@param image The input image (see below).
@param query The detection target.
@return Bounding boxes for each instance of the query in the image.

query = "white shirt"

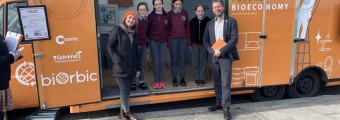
[215,14,225,41]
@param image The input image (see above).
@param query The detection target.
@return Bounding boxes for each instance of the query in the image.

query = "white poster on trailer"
[18,6,50,41]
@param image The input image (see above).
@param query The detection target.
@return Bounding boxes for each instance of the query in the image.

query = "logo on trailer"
[15,61,36,86]
[41,70,98,87]
[53,51,82,63]
[56,35,78,45]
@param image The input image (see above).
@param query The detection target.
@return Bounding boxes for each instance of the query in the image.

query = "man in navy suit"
[203,0,239,120]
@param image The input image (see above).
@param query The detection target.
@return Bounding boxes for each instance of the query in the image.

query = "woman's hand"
[136,71,140,78]
[10,52,21,61]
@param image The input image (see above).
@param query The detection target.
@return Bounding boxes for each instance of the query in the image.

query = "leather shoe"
[173,78,178,87]
[131,84,137,91]
[119,111,129,120]
[223,105,231,120]
[208,102,222,111]
[125,111,138,120]
[179,78,187,86]
[139,81,148,90]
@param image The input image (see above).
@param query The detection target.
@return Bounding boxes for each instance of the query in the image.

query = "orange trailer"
[1,0,339,114]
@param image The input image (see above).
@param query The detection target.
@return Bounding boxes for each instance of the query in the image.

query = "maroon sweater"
[147,12,169,42]
[137,18,148,45]
[168,9,191,46]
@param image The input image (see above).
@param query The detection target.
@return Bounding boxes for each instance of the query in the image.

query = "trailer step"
[26,108,59,120]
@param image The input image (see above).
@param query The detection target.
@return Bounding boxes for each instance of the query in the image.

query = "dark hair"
[194,3,205,11]
[137,2,148,11]
[151,0,167,15]
[172,0,183,3]
[212,0,224,7]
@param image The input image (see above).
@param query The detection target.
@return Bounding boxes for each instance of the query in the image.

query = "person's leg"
[178,38,187,79]
[3,112,6,120]
[199,46,208,84]
[220,59,232,120]
[138,44,148,89]
[0,111,4,120]
[150,39,160,83]
[139,45,147,82]
[159,41,167,84]
[170,39,179,79]
[220,59,232,106]
[296,11,303,39]
[212,62,222,103]
[300,14,309,40]
[116,77,131,112]
[208,61,223,111]
[191,46,200,83]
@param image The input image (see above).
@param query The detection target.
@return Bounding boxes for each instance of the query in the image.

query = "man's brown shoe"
[125,111,138,120]
[119,111,129,120]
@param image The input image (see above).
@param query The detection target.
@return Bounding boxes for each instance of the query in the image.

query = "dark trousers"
[116,76,133,112]
[211,58,232,106]
[170,38,187,79]
[0,111,3,120]
[132,44,146,84]
[192,46,208,80]
[149,39,167,82]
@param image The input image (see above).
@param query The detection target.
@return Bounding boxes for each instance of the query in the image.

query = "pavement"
[89,94,340,120]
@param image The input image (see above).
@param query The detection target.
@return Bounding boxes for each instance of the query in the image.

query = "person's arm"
[185,11,191,46]
[203,21,214,55]
[219,18,238,56]
[147,15,152,39]
[106,27,120,62]
[189,19,195,44]
[0,54,14,67]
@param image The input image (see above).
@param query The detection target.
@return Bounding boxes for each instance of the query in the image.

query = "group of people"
[107,0,239,120]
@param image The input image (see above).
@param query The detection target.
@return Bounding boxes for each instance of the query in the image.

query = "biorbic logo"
[15,61,36,86]
[41,70,98,87]
[53,51,82,63]
[56,35,78,45]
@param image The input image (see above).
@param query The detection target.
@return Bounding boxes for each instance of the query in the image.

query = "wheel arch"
[294,66,328,86]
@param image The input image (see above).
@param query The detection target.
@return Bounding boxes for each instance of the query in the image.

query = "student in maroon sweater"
[148,0,169,89]
[131,2,149,91]
[168,0,190,87]
[190,4,210,86]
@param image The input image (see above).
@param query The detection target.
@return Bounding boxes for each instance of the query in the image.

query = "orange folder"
[211,39,227,49]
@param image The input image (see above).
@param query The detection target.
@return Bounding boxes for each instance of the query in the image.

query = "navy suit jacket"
[203,15,240,63]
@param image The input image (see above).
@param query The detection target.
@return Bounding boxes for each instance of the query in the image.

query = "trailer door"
[27,0,101,109]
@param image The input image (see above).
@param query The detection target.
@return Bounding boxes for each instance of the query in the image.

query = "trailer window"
[0,6,3,36]
[7,2,26,34]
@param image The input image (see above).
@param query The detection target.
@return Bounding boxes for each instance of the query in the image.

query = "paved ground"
[8,86,340,120]
[88,94,340,120]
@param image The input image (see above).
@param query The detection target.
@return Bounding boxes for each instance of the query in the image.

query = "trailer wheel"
[251,85,286,102]
[287,72,320,98]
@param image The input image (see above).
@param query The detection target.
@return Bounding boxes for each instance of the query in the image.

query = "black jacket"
[203,16,240,62]
[0,35,15,90]
[190,16,210,45]
[107,26,139,78]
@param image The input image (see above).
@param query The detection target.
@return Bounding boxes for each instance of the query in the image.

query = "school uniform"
[147,11,169,83]
[190,16,210,83]
[132,15,148,86]
[168,9,190,85]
